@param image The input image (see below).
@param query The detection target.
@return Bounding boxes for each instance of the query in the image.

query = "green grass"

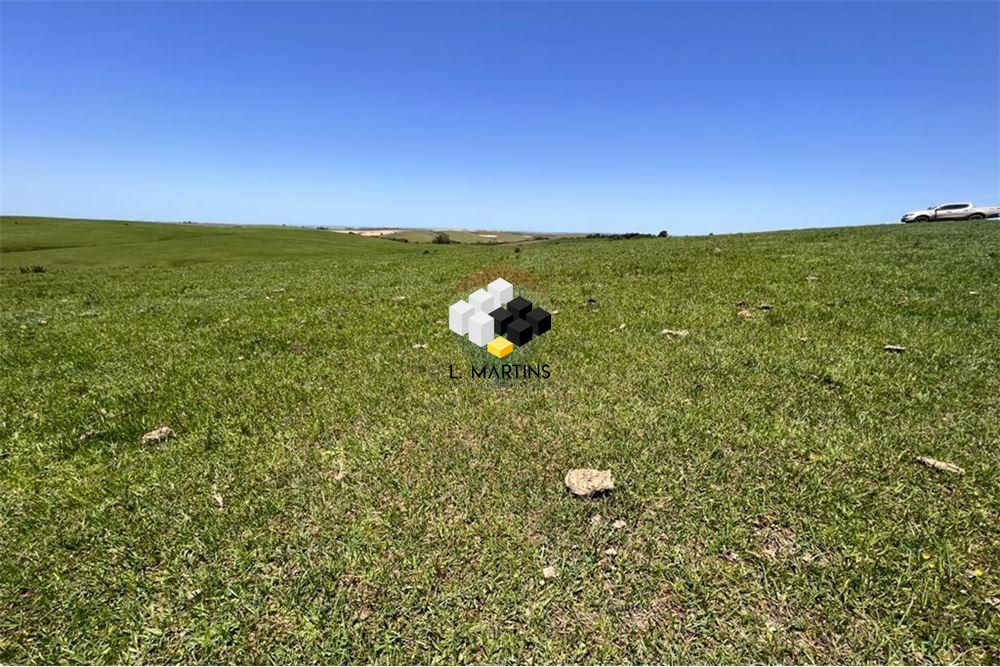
[1,217,413,269]
[1,215,999,663]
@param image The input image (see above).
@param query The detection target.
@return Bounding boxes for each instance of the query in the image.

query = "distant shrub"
[431,232,452,244]
[514,247,522,254]
[658,230,669,238]
[19,264,46,274]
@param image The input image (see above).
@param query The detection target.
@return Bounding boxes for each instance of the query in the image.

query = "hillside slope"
[1,216,420,268]
[2,216,999,663]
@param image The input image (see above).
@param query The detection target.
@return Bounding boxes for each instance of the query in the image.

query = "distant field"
[333,227,554,244]
[0,217,414,268]
[2,216,999,663]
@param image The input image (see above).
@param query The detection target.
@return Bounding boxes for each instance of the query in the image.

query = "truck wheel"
[914,215,929,222]
[967,213,985,220]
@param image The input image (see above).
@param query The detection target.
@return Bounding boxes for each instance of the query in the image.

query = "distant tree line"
[585,230,669,240]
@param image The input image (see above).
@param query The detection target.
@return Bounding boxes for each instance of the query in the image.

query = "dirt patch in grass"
[456,265,542,292]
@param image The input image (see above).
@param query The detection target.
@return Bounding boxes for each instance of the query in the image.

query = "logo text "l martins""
[449,363,551,380]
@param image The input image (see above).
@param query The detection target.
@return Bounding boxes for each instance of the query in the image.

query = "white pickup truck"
[901,202,1000,223]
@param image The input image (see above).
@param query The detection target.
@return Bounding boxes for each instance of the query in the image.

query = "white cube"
[449,300,475,335]
[467,311,494,347]
[487,278,513,305]
[469,288,498,313]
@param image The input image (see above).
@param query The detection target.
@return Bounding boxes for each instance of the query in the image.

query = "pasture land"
[2,216,999,663]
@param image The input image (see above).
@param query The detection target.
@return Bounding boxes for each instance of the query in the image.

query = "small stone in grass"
[738,309,754,318]
[412,343,428,349]
[612,519,627,529]
[542,565,557,579]
[807,276,818,282]
[759,303,773,311]
[969,291,980,295]
[736,300,748,308]
[140,425,173,445]
[661,328,689,338]
[565,468,615,497]
[884,345,906,354]
[590,514,604,526]
[604,547,618,557]
[916,456,965,475]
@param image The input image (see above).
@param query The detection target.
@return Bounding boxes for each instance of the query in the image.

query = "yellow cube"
[487,336,513,359]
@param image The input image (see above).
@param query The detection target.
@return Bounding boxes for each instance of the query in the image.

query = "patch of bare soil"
[456,266,542,292]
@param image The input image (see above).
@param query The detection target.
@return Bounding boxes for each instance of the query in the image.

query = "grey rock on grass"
[565,468,615,497]
[140,426,174,445]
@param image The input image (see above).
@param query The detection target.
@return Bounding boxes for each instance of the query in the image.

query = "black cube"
[525,308,551,336]
[506,318,533,346]
[489,307,515,335]
[506,296,532,319]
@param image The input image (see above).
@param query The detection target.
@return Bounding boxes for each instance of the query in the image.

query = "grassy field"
[1,215,999,663]
[0,217,414,269]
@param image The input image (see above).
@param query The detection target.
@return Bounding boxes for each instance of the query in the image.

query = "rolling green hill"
[1,216,417,268]
[2,215,999,663]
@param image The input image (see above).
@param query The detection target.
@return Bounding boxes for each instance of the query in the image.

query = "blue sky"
[2,2,997,235]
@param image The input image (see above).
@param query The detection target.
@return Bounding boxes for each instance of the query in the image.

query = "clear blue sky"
[2,1,998,234]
